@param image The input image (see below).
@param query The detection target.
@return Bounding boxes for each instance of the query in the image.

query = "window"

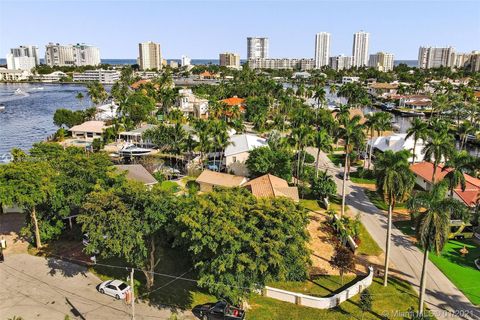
[232,156,237,162]
[118,283,128,290]
[107,285,116,290]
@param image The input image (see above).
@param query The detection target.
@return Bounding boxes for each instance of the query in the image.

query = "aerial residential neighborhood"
[0,1,480,320]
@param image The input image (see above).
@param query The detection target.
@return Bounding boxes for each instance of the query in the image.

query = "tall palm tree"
[290,125,313,185]
[442,151,475,198]
[313,128,333,177]
[406,118,429,164]
[423,130,453,183]
[338,115,365,216]
[313,86,326,109]
[407,183,466,315]
[375,150,415,286]
[364,112,380,170]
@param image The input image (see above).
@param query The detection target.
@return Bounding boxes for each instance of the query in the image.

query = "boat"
[118,143,153,157]
[14,88,25,95]
[0,104,5,111]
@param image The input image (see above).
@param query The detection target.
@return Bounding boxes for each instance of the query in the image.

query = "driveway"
[307,147,480,320]
[0,254,195,320]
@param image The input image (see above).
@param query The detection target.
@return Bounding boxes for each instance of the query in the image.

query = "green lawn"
[393,220,480,306]
[249,276,423,320]
[365,190,406,211]
[158,180,180,193]
[327,153,345,166]
[429,239,480,306]
[350,170,376,185]
[357,223,383,256]
[300,199,322,212]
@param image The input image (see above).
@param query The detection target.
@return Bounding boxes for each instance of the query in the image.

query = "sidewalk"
[308,147,480,320]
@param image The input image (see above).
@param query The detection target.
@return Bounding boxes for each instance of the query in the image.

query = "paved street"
[309,147,480,320]
[0,254,195,320]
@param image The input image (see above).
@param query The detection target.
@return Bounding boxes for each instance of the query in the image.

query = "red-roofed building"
[199,71,217,79]
[131,79,151,90]
[410,162,480,207]
[220,96,246,113]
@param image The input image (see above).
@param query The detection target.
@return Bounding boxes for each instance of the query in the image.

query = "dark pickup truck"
[192,301,246,320]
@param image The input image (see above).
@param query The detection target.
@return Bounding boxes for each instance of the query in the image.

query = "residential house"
[33,71,67,82]
[95,103,119,121]
[0,68,31,81]
[198,71,217,80]
[220,96,246,114]
[196,169,247,192]
[410,162,480,208]
[368,82,399,98]
[115,164,158,188]
[69,120,108,140]
[243,174,299,202]
[368,133,426,163]
[118,124,157,148]
[399,95,432,110]
[224,134,267,176]
[174,88,209,119]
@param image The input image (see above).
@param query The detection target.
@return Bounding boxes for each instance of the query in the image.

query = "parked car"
[192,301,245,320]
[98,280,130,299]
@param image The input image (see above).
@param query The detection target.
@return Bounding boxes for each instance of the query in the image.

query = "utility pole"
[130,268,135,320]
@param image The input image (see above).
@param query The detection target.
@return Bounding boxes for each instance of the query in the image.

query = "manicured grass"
[349,170,376,184]
[365,190,405,211]
[249,277,422,320]
[300,199,322,212]
[357,223,383,256]
[429,239,480,305]
[158,180,180,193]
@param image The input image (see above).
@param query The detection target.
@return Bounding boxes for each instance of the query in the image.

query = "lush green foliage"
[246,146,293,181]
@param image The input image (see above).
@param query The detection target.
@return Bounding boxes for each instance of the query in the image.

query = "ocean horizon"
[0,58,419,67]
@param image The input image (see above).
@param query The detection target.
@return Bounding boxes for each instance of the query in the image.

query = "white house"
[342,76,360,84]
[368,133,426,163]
[174,88,209,119]
[0,68,31,81]
[33,71,67,82]
[69,120,108,140]
[96,102,119,121]
[224,134,267,176]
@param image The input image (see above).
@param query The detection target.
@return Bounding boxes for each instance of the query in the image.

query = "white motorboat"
[0,104,5,111]
[118,143,153,156]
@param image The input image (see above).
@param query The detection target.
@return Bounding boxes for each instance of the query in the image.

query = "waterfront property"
[33,71,67,82]
[118,124,157,148]
[195,169,247,192]
[368,82,399,98]
[0,68,31,81]
[73,69,121,84]
[224,134,268,176]
[95,102,119,121]
[69,120,108,140]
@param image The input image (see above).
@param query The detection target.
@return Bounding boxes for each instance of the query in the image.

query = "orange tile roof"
[220,96,245,106]
[131,79,151,89]
[243,174,299,202]
[199,71,215,77]
[410,162,480,207]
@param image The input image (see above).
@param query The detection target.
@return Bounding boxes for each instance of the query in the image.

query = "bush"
[294,151,315,164]
[186,180,200,193]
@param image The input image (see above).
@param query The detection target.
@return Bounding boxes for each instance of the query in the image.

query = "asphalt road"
[309,147,480,320]
[0,254,195,320]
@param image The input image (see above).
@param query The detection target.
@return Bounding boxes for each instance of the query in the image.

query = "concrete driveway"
[0,254,195,320]
[308,147,480,320]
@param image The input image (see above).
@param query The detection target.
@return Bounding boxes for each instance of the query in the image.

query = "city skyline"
[0,1,479,60]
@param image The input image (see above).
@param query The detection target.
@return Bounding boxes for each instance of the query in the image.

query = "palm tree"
[313,86,326,109]
[364,113,380,170]
[338,115,365,216]
[423,130,453,183]
[442,151,475,198]
[375,150,415,286]
[406,118,429,164]
[313,128,333,177]
[290,125,313,185]
[407,183,467,315]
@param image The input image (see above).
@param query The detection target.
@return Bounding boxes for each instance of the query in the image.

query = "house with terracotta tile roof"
[219,96,246,114]
[199,71,217,79]
[195,169,247,192]
[69,121,108,140]
[243,174,299,202]
[410,162,480,207]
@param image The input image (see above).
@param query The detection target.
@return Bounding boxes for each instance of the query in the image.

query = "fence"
[261,266,374,309]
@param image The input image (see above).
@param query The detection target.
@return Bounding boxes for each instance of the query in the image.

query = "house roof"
[243,174,299,202]
[368,133,426,161]
[370,82,398,90]
[220,96,245,106]
[196,170,247,187]
[69,121,107,134]
[115,164,158,185]
[199,71,215,77]
[119,124,158,136]
[224,134,267,157]
[410,162,480,207]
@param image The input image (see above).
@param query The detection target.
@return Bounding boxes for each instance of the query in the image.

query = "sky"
[0,0,479,60]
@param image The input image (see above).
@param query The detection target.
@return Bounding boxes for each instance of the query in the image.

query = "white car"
[98,280,131,299]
